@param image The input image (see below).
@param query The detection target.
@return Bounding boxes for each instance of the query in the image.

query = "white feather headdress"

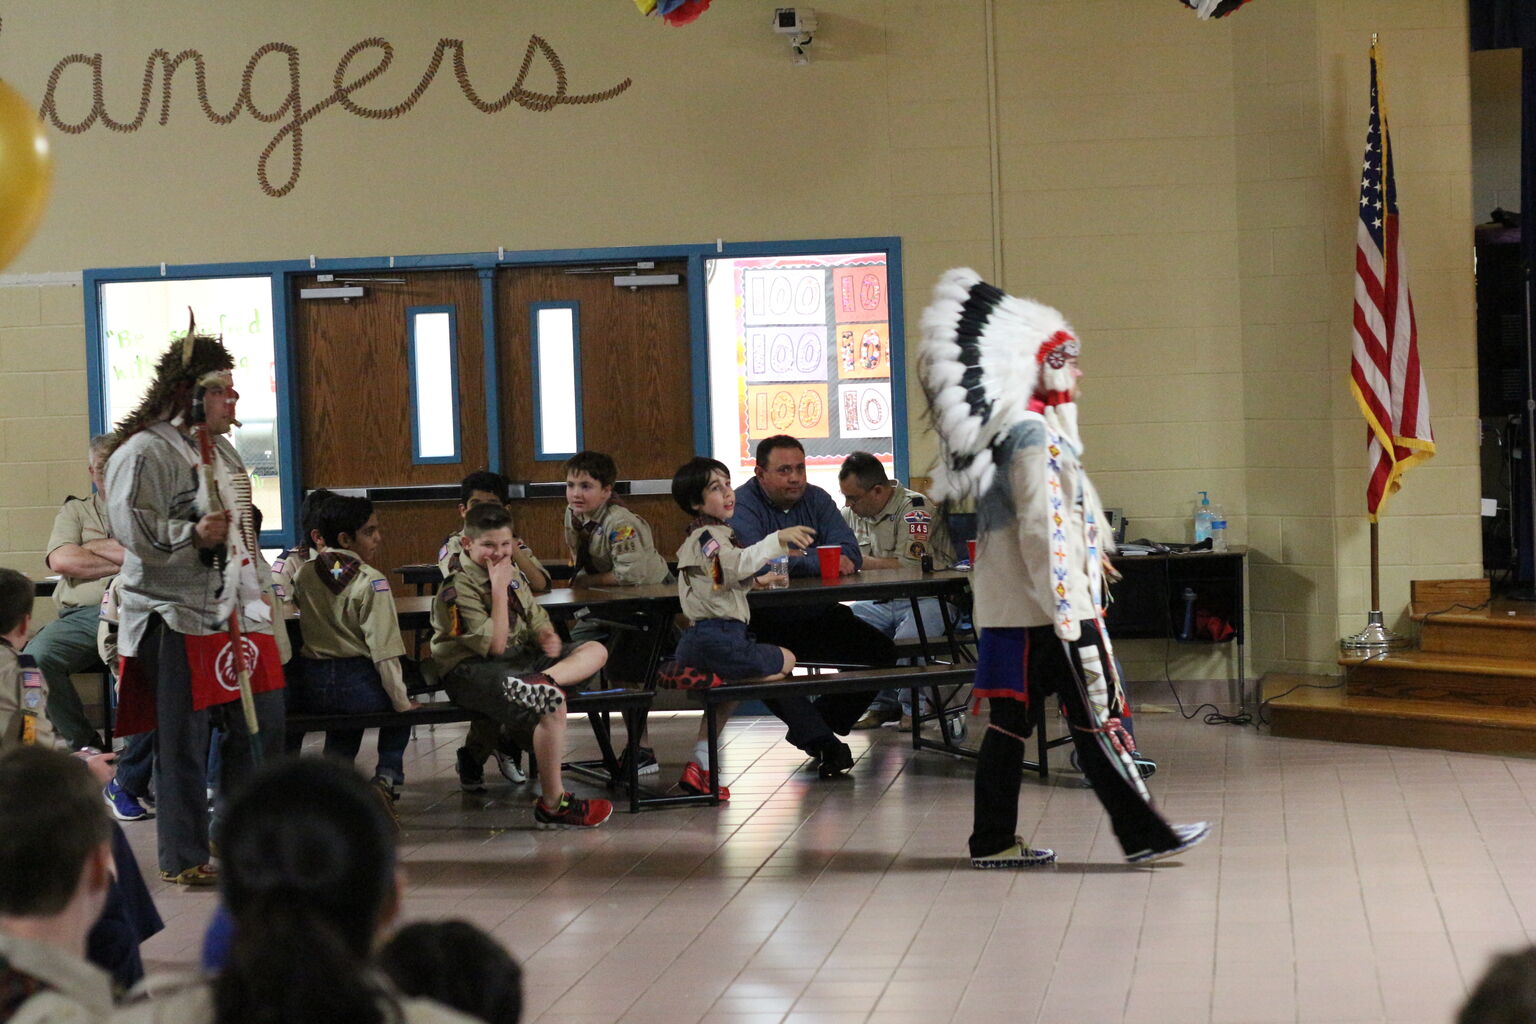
[917,268,1080,502]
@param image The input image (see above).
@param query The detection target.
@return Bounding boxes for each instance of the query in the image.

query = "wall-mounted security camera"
[772,7,816,64]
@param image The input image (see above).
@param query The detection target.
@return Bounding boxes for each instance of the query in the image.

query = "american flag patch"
[272,558,285,572]
[272,584,287,598]
[21,669,42,688]
[371,579,391,592]
[701,536,721,558]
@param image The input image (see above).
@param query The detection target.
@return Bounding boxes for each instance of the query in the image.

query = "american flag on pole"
[1350,39,1434,522]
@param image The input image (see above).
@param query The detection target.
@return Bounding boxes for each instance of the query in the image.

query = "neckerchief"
[571,518,602,574]
[314,551,362,596]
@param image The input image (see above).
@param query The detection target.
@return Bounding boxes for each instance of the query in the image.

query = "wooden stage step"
[1265,673,1536,757]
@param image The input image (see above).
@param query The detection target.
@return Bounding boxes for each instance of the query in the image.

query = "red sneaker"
[677,760,730,800]
[533,792,613,829]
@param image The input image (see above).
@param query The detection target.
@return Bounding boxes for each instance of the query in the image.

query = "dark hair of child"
[297,488,338,548]
[459,471,510,506]
[378,920,524,1024]
[0,567,35,637]
[1460,946,1536,1024]
[563,450,617,489]
[670,457,731,516]
[463,502,514,538]
[316,495,375,549]
[213,756,399,1024]
[0,747,111,917]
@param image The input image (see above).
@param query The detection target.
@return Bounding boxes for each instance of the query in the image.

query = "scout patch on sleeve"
[272,557,286,572]
[700,532,721,559]
[272,583,287,599]
[371,579,391,592]
[610,523,638,553]
[908,540,928,561]
[903,508,932,539]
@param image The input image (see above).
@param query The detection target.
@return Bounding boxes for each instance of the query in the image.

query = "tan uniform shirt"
[110,973,477,1024]
[0,642,61,753]
[564,503,671,585]
[293,550,410,711]
[675,524,787,624]
[842,486,953,568]
[429,554,550,675]
[45,494,116,612]
[0,931,114,1024]
[269,545,312,615]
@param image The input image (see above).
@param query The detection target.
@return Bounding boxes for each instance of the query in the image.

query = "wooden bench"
[678,664,979,805]
[284,688,655,813]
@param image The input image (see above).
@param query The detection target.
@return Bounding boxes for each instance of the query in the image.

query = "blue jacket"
[730,477,863,577]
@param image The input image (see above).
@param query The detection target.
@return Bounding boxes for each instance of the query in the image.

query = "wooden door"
[290,269,486,576]
[496,262,695,560]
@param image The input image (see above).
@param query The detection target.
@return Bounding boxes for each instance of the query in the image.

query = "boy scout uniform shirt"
[269,545,312,614]
[292,550,411,711]
[429,554,550,675]
[564,503,671,585]
[842,486,953,568]
[0,642,60,752]
[0,931,114,1024]
[675,524,788,625]
[45,493,116,612]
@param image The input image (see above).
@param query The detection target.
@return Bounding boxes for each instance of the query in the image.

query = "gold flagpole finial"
[1371,32,1379,47]
[180,306,196,367]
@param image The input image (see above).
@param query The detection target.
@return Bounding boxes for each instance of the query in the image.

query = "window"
[530,302,582,460]
[406,306,462,464]
[96,276,285,535]
[703,250,899,494]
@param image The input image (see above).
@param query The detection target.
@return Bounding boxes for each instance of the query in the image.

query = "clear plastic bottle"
[1208,500,1228,552]
[1193,491,1213,544]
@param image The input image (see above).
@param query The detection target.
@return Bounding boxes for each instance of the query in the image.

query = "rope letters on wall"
[29,27,633,198]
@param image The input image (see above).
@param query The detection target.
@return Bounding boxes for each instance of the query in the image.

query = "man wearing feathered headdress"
[102,321,285,887]
[918,269,1211,868]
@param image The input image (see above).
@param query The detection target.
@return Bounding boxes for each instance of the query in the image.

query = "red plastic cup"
[816,545,842,581]
[967,538,977,564]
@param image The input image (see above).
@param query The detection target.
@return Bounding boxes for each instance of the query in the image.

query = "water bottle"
[1193,491,1213,544]
[1209,501,1228,552]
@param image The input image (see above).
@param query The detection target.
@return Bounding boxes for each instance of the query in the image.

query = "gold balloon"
[0,78,51,271]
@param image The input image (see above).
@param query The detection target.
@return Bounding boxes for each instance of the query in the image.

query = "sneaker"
[816,738,854,779]
[104,778,153,822]
[970,837,1057,869]
[1126,821,1212,865]
[493,746,527,785]
[615,745,659,778]
[533,792,613,830]
[501,673,565,715]
[677,760,730,801]
[159,863,218,886]
[456,747,487,794]
[1132,752,1158,779]
[852,706,902,730]
[370,777,401,832]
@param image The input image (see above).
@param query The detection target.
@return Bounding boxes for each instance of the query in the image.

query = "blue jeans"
[291,656,408,786]
[850,596,948,713]
[28,604,106,748]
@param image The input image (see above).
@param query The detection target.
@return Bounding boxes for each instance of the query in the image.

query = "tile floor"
[123,703,1536,1023]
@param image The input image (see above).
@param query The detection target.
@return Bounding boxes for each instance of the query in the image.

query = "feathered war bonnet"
[917,268,1081,502]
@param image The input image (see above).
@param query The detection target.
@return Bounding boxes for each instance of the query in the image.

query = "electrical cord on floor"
[1146,554,1253,728]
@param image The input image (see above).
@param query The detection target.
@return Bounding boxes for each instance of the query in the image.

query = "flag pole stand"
[1341,521,1411,653]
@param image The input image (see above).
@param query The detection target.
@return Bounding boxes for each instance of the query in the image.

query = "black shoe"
[455,747,486,793]
[1132,752,1158,779]
[816,738,854,778]
[614,745,659,778]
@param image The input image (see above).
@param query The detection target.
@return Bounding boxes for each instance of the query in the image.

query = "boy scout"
[669,457,853,791]
[291,496,420,811]
[29,436,121,751]
[0,747,117,1024]
[431,503,612,829]
[837,452,954,729]
[437,471,550,592]
[563,450,670,776]
[270,487,336,615]
[564,451,671,587]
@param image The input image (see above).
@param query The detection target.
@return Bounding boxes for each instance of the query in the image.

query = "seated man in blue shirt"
[730,435,896,737]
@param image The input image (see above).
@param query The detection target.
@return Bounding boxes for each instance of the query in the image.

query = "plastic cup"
[766,554,790,589]
[967,538,977,564]
[816,545,842,581]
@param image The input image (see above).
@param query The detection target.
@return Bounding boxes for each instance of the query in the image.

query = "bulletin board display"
[97,276,285,534]
[704,251,895,492]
